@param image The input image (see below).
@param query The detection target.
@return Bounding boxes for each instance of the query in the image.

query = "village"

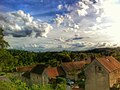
[0,0,120,90]
[12,56,120,90]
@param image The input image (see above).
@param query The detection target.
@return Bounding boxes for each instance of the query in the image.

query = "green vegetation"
[1,47,120,72]
[0,77,66,90]
[0,28,9,49]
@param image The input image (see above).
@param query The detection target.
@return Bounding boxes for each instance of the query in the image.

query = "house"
[15,65,35,82]
[22,64,65,85]
[30,64,48,84]
[61,61,86,81]
[21,61,87,85]
[85,56,120,90]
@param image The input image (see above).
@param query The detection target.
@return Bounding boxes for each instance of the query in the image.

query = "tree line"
[0,47,120,72]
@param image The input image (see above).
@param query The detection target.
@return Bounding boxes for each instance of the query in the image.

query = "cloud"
[54,14,64,27]
[57,4,63,10]
[71,42,85,47]
[54,0,110,32]
[1,0,120,52]
[0,10,53,37]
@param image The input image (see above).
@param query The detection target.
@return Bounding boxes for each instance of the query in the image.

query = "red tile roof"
[16,65,36,72]
[45,67,59,79]
[62,61,86,72]
[97,56,120,72]
[31,65,65,79]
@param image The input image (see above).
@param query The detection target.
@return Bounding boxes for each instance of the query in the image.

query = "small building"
[85,56,120,90]
[61,61,86,81]
[30,64,48,84]
[15,65,35,82]
[22,64,65,85]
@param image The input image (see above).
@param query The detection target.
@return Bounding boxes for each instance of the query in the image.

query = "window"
[98,67,102,71]
[95,65,102,72]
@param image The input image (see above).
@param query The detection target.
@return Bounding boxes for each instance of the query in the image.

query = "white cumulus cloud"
[0,10,53,37]
[54,0,110,32]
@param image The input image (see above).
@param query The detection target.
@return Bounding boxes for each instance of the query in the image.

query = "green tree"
[0,81,17,90]
[56,77,66,90]
[0,49,16,72]
[57,52,71,62]
[30,84,53,90]
[0,28,9,49]
[48,59,60,67]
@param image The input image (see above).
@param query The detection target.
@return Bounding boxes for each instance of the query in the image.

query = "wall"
[42,71,49,84]
[109,69,120,88]
[30,73,42,84]
[30,72,49,85]
[85,60,109,90]
[22,77,32,85]
[66,70,81,81]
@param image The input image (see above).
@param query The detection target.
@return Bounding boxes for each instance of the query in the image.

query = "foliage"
[0,28,9,49]
[56,77,66,90]
[10,78,29,90]
[30,84,53,90]
[77,71,85,88]
[0,81,16,90]
[0,76,67,90]
[48,59,60,67]
[0,49,17,72]
[1,47,120,72]
[57,77,66,84]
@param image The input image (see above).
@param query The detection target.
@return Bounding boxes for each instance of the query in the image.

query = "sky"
[0,0,120,52]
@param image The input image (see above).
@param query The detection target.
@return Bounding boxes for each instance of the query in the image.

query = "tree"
[48,59,60,67]
[0,49,16,72]
[56,77,66,90]
[57,52,71,62]
[0,28,9,49]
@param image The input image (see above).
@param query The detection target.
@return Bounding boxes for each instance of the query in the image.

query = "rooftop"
[45,67,59,79]
[62,61,86,72]
[97,56,120,72]
[31,64,48,74]
[16,65,35,72]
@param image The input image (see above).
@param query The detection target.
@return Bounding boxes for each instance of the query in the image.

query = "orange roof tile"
[45,67,59,78]
[62,61,86,72]
[97,56,120,72]
[16,65,36,72]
